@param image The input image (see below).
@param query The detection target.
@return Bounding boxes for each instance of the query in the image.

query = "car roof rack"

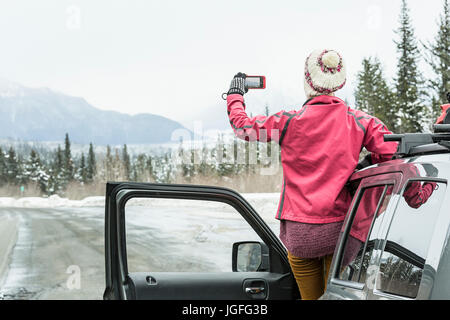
[384,124,450,158]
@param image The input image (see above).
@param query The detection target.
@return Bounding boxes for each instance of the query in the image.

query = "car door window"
[338,184,393,283]
[125,197,268,273]
[376,180,446,299]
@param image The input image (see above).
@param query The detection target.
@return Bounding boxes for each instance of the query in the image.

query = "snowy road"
[0,194,281,300]
[0,207,105,299]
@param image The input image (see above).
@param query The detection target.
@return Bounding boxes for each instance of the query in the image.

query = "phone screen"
[245,76,263,89]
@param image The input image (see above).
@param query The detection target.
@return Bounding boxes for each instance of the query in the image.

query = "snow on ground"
[0,193,280,211]
[0,195,105,208]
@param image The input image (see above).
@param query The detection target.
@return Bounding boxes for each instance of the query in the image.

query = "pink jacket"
[227,94,398,224]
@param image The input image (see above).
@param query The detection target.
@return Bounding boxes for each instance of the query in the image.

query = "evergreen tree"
[134,153,148,182]
[105,145,113,181]
[423,0,450,121]
[46,172,57,195]
[86,142,96,182]
[64,133,74,182]
[77,152,88,184]
[195,143,208,177]
[146,155,155,182]
[64,133,74,183]
[355,57,397,132]
[122,144,131,181]
[163,152,174,183]
[216,134,235,176]
[24,149,48,194]
[131,162,138,182]
[113,148,121,180]
[394,0,426,133]
[5,146,20,185]
[177,142,195,180]
[49,145,65,194]
[16,154,26,185]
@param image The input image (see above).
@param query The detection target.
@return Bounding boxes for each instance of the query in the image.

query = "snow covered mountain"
[0,79,190,145]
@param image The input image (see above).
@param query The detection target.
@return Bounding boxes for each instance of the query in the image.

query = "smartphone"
[245,76,266,89]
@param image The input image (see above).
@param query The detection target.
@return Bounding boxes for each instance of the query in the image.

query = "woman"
[225,49,398,300]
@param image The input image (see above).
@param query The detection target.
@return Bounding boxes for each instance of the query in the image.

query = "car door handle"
[245,287,265,294]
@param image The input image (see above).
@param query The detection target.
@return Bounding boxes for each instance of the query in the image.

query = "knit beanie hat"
[304,49,347,98]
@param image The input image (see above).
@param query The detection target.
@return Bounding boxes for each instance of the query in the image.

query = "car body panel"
[323,154,450,300]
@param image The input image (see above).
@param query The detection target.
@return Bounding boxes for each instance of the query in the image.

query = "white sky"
[0,0,445,129]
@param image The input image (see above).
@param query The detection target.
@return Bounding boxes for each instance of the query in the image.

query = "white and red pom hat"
[304,49,347,98]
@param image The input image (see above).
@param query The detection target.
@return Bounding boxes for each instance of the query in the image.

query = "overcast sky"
[0,0,445,129]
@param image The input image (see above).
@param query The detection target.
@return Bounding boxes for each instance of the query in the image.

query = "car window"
[124,197,268,273]
[338,184,393,283]
[376,181,446,299]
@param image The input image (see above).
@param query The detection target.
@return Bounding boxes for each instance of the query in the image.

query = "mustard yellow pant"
[287,251,333,300]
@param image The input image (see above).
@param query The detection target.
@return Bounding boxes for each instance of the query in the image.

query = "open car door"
[103,182,299,300]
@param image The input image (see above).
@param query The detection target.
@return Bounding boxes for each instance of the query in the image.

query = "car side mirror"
[232,241,270,272]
